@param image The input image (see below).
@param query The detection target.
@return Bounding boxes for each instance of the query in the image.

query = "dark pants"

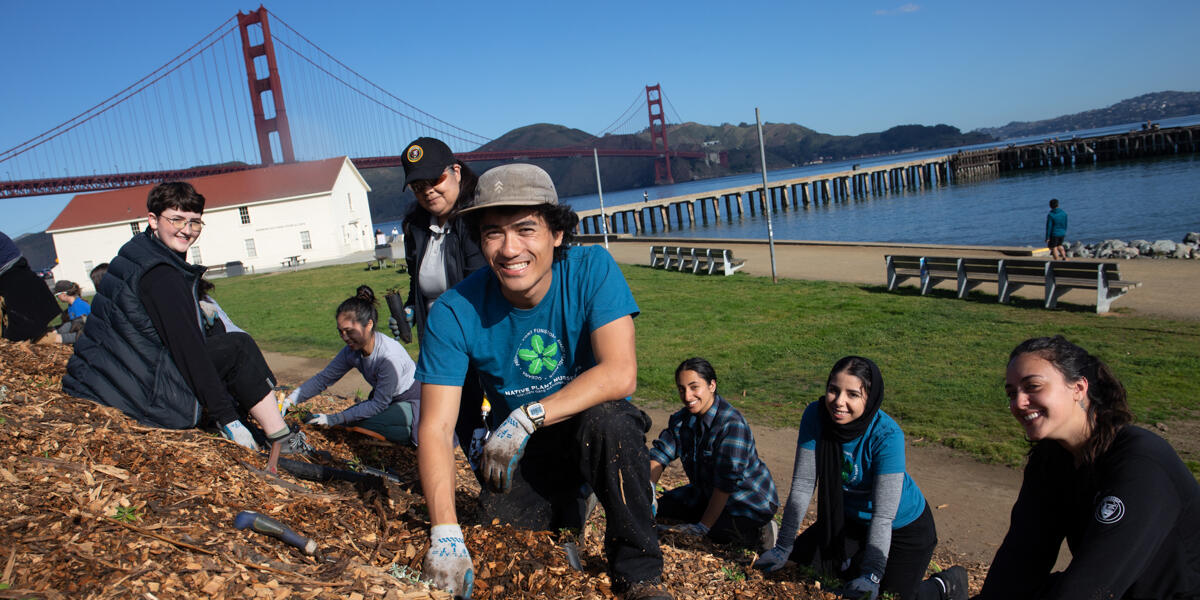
[476,400,663,588]
[789,503,939,600]
[205,332,276,417]
[355,380,421,445]
[0,258,60,342]
[656,484,772,547]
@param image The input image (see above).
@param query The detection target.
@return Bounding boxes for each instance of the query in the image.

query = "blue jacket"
[63,231,206,429]
[1046,208,1068,239]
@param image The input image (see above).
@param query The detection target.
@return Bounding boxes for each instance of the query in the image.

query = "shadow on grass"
[859,284,1102,314]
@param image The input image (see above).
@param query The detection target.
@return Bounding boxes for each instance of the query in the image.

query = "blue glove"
[425,524,474,598]
[480,407,536,493]
[388,316,402,339]
[220,420,260,451]
[672,522,710,537]
[843,574,880,600]
[753,546,790,572]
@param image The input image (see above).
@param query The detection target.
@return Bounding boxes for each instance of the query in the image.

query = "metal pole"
[593,148,610,249]
[756,108,778,283]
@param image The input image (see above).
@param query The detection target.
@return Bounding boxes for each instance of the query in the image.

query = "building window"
[300,231,312,250]
[347,193,352,210]
[245,239,257,258]
[130,222,140,236]
[190,247,202,265]
[239,206,250,224]
[83,260,94,274]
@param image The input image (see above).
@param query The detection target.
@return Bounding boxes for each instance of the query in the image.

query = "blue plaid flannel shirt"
[649,394,778,520]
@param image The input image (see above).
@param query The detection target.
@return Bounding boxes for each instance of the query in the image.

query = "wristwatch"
[522,402,546,429]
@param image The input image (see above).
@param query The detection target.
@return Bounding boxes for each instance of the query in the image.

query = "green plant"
[0,416,7,426]
[387,563,423,585]
[110,505,140,523]
[720,565,745,582]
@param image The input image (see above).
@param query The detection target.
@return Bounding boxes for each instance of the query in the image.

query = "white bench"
[650,246,746,276]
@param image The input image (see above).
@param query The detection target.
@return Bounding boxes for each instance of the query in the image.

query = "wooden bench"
[884,255,1141,313]
[649,245,746,276]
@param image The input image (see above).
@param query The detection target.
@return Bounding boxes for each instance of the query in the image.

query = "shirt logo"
[1095,495,1125,524]
[406,144,423,162]
[515,329,560,379]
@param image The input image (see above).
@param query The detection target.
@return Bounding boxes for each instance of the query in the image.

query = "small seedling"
[387,563,423,584]
[110,505,140,523]
[721,566,746,582]
[0,416,7,426]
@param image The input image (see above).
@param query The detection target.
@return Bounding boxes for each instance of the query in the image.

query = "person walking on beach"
[1045,198,1068,260]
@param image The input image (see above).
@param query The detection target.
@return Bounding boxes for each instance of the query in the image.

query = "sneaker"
[619,579,673,600]
[931,565,968,600]
[758,520,779,552]
[276,430,313,456]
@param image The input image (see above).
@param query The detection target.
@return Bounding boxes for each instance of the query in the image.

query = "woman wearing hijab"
[754,356,966,600]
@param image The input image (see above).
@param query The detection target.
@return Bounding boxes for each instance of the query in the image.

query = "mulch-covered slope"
[0,340,980,598]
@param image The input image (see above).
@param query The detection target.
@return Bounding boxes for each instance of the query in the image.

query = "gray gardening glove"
[220,420,260,451]
[278,389,301,417]
[424,524,474,598]
[305,413,332,426]
[843,574,880,600]
[753,546,789,572]
[480,407,536,493]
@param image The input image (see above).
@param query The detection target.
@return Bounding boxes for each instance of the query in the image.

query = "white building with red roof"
[46,157,373,293]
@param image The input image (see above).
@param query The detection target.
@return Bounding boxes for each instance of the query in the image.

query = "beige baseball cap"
[458,163,558,215]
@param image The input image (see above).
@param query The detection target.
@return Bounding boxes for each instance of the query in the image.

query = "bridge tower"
[237,8,295,165]
[645,84,673,184]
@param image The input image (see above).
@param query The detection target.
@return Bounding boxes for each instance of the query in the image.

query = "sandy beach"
[599,237,1200,321]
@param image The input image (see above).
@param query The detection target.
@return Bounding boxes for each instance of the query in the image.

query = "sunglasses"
[410,169,451,193]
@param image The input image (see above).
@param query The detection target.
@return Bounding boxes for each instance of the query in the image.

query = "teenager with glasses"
[63,181,307,455]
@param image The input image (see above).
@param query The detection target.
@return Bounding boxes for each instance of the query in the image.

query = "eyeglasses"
[410,169,451,193]
[158,215,205,231]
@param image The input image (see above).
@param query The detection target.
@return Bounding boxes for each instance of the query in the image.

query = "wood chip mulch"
[0,339,984,598]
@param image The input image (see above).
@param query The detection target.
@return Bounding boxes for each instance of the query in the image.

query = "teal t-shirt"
[416,245,638,420]
[797,401,926,527]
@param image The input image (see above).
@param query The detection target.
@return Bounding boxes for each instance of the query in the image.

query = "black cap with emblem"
[401,137,456,187]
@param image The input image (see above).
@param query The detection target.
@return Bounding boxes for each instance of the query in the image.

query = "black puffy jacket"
[62,231,205,428]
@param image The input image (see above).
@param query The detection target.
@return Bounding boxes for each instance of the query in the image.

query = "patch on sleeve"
[1095,495,1125,524]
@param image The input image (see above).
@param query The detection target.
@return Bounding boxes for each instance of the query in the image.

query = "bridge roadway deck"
[575,154,952,225]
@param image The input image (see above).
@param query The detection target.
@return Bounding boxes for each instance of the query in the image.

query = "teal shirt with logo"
[416,245,639,421]
[797,401,927,528]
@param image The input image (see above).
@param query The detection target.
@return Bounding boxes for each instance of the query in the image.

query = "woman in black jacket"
[396,137,486,340]
[395,137,487,450]
[980,335,1200,599]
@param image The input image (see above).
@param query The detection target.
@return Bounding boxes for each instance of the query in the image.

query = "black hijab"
[815,356,885,574]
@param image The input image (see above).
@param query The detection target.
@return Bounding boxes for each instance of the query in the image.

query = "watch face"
[527,403,545,418]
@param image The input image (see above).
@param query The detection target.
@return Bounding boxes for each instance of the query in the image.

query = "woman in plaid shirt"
[649,357,779,548]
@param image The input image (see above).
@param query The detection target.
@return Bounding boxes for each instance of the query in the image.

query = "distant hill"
[972,91,1200,140]
[360,121,990,221]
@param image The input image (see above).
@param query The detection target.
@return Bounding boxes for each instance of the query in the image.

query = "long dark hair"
[675,357,717,387]
[337,285,378,331]
[1008,335,1132,465]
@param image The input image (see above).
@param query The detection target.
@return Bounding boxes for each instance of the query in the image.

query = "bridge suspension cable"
[266,9,492,155]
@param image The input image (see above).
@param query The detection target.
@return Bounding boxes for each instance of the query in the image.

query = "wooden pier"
[575,156,952,235]
[950,123,1200,179]
[575,122,1200,236]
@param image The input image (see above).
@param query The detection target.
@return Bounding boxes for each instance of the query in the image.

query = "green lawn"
[211,261,1200,469]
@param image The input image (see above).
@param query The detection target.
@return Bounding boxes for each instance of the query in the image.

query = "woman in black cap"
[395,137,487,449]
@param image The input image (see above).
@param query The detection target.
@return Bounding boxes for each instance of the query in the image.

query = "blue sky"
[3,0,1198,236]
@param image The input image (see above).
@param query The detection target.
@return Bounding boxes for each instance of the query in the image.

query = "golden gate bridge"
[0,7,705,200]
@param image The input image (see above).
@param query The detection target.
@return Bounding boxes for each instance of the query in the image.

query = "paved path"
[601,238,1200,320]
